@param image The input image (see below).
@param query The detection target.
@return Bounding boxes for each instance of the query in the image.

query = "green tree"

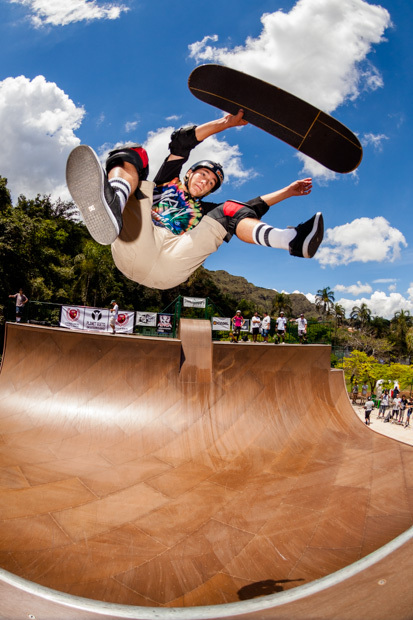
[334,303,346,325]
[390,310,413,358]
[370,316,390,339]
[72,241,118,307]
[315,286,335,316]
[272,291,292,317]
[343,350,380,392]
[350,303,372,328]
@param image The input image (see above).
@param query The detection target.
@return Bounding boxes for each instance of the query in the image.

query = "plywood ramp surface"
[0,322,412,619]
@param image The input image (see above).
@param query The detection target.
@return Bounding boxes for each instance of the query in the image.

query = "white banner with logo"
[212,317,231,331]
[83,307,110,332]
[135,311,157,327]
[60,306,134,333]
[183,297,206,308]
[115,311,135,333]
[60,306,86,330]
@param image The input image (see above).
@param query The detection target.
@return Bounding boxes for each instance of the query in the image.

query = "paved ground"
[352,403,413,446]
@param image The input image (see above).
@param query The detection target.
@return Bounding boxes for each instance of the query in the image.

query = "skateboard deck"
[188,64,362,174]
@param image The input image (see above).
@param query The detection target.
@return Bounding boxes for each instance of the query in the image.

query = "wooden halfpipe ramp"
[0,321,412,619]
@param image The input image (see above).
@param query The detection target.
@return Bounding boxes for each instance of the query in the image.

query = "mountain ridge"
[204,268,319,317]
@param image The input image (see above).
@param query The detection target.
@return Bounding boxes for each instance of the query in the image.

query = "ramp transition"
[0,321,412,619]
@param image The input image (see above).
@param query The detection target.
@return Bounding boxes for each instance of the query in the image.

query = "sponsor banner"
[135,311,157,327]
[183,297,206,308]
[60,306,85,330]
[212,317,231,331]
[157,313,174,334]
[115,311,134,333]
[61,306,134,333]
[241,319,250,332]
[84,307,110,332]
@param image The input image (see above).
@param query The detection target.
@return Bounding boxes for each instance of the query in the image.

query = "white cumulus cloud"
[0,75,84,201]
[10,0,128,27]
[335,281,373,295]
[361,132,389,151]
[316,217,407,267]
[336,291,413,320]
[188,0,391,113]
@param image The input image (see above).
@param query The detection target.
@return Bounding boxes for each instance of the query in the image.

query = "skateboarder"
[66,110,324,290]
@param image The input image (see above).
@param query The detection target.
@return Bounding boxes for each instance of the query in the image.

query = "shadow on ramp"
[0,321,412,619]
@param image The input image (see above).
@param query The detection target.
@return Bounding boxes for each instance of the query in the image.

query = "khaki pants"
[111,181,227,289]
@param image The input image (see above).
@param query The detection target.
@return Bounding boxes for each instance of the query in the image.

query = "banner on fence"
[60,306,85,330]
[135,311,157,327]
[212,317,231,331]
[157,313,173,334]
[60,306,134,333]
[183,297,206,308]
[84,307,110,332]
[115,311,135,333]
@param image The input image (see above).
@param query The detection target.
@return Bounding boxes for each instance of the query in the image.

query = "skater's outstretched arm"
[259,178,312,206]
[167,110,247,162]
[235,178,313,243]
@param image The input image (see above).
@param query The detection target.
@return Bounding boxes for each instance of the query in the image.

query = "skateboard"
[188,64,362,174]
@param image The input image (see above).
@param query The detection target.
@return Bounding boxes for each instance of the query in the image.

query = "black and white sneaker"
[66,145,122,245]
[289,212,324,259]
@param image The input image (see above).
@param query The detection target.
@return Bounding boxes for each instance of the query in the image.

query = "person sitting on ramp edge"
[66,110,323,290]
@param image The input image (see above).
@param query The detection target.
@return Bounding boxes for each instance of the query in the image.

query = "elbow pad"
[169,126,200,158]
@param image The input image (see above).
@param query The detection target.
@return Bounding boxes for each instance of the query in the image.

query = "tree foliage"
[0,177,239,322]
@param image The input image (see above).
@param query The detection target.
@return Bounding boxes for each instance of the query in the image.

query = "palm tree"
[334,303,345,325]
[272,292,292,317]
[370,316,390,339]
[350,303,372,328]
[315,287,335,316]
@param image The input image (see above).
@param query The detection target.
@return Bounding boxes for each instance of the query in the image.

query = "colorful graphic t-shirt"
[152,178,203,235]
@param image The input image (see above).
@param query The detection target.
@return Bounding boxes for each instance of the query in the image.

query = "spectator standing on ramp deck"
[261,312,271,343]
[232,310,245,343]
[251,312,261,343]
[275,312,287,343]
[292,313,307,343]
[110,300,119,334]
[9,288,28,323]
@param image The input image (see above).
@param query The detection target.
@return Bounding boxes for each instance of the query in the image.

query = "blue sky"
[1,0,412,319]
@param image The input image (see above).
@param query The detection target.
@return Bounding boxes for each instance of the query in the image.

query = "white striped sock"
[109,177,131,213]
[252,223,296,250]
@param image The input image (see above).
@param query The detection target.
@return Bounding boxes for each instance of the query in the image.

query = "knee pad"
[223,201,257,237]
[205,201,256,241]
[106,144,149,180]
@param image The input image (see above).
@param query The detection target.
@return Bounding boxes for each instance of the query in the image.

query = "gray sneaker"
[66,145,122,245]
[289,212,324,258]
